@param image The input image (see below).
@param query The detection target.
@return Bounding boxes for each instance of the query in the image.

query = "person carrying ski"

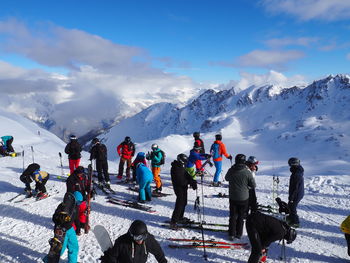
[43,192,79,263]
[19,163,50,199]
[341,215,350,256]
[65,135,82,175]
[1,135,14,153]
[287,157,304,227]
[146,144,164,193]
[245,211,297,263]
[170,154,197,229]
[185,146,211,180]
[193,132,205,173]
[66,166,91,201]
[73,191,87,236]
[225,154,256,240]
[100,220,167,263]
[131,152,147,182]
[90,138,110,188]
[136,162,153,203]
[246,156,259,212]
[117,136,135,181]
[210,134,232,186]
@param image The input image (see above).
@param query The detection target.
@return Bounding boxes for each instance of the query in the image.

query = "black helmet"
[92,138,100,144]
[215,134,222,141]
[193,132,200,138]
[151,143,158,150]
[177,153,188,164]
[284,227,297,244]
[124,136,131,143]
[288,157,300,166]
[129,220,148,241]
[247,156,258,164]
[235,154,246,164]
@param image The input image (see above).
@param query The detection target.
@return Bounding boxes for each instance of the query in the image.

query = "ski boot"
[25,189,33,198]
[105,181,111,189]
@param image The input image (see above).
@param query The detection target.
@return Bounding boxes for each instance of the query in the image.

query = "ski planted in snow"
[85,164,93,234]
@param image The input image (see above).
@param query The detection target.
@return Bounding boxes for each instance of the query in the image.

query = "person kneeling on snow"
[20,163,49,199]
[246,211,297,263]
[1,135,15,154]
[73,191,87,236]
[100,220,167,263]
[136,162,153,203]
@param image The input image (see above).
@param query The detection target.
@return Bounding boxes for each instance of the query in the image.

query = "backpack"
[159,150,166,165]
[210,143,220,159]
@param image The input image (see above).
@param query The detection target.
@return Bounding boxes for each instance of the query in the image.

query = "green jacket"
[147,149,163,167]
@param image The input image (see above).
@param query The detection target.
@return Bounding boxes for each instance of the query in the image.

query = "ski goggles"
[130,233,148,241]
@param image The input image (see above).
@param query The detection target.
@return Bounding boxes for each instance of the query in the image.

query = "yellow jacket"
[33,171,49,183]
[341,215,350,234]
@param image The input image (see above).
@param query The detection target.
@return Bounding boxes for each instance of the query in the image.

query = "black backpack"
[159,150,166,165]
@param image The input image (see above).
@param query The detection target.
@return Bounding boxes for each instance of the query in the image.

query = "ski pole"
[59,152,64,178]
[31,146,34,163]
[21,146,25,173]
[279,239,286,262]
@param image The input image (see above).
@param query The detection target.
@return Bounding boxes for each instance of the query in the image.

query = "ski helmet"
[193,132,200,138]
[129,220,148,241]
[215,134,222,141]
[136,152,145,159]
[247,156,259,165]
[177,153,188,164]
[124,136,131,143]
[92,138,100,144]
[70,135,77,140]
[288,157,300,166]
[235,154,246,164]
[73,191,83,205]
[285,227,297,244]
[74,166,85,175]
[151,143,158,150]
[193,145,201,151]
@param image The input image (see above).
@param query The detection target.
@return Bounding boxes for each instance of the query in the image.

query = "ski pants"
[69,159,81,175]
[229,198,249,238]
[246,217,263,263]
[118,157,132,178]
[24,176,49,193]
[213,160,222,183]
[288,199,301,224]
[171,186,188,223]
[152,166,162,189]
[60,227,79,263]
[138,178,152,201]
[96,159,110,183]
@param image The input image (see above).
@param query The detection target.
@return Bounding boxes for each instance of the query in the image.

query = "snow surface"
[0,110,349,263]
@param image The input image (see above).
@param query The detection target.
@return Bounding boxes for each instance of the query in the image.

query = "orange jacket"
[211,140,230,162]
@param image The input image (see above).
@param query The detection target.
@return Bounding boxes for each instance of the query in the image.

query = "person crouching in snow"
[73,191,87,236]
[20,163,50,199]
[132,152,147,183]
[136,163,153,203]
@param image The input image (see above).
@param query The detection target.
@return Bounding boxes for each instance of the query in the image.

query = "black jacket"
[66,172,90,200]
[102,233,167,263]
[90,143,108,161]
[288,165,304,203]
[65,140,82,160]
[171,160,196,190]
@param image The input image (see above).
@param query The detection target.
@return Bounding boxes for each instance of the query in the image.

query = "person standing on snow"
[210,134,232,186]
[193,132,205,173]
[287,157,304,228]
[73,191,88,236]
[131,152,147,182]
[64,135,82,175]
[170,154,197,229]
[136,162,153,203]
[146,144,164,193]
[20,163,50,199]
[246,156,259,212]
[225,154,256,240]
[90,138,110,188]
[117,136,135,182]
[101,220,167,263]
[185,146,211,180]
[66,166,91,201]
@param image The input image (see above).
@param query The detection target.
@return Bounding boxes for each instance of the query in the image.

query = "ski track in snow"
[0,152,349,263]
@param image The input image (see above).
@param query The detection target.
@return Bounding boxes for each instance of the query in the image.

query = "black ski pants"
[288,199,301,224]
[171,186,188,223]
[96,159,110,183]
[246,217,263,263]
[229,199,249,238]
[6,137,14,152]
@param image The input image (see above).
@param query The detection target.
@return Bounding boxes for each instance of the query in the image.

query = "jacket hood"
[290,165,304,174]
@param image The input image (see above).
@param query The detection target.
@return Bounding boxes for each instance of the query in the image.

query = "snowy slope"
[0,110,349,262]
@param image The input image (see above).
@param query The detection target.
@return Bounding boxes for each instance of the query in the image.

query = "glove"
[191,181,198,190]
[288,200,294,207]
[228,155,233,161]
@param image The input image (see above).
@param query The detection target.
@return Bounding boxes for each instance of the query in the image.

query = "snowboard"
[93,225,113,252]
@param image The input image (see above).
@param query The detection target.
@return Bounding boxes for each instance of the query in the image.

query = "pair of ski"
[127,186,172,198]
[7,188,59,203]
[168,238,249,249]
[162,221,228,232]
[204,192,228,198]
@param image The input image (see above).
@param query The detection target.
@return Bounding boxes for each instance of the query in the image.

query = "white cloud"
[261,0,350,21]
[264,37,319,48]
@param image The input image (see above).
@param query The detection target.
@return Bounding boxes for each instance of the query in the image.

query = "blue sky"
[0,0,349,92]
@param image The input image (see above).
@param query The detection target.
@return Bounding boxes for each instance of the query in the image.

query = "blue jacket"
[288,165,304,203]
[136,163,153,185]
[186,149,208,168]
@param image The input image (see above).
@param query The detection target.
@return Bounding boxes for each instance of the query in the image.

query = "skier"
[225,154,256,240]
[135,162,153,203]
[246,211,297,263]
[100,220,167,263]
[66,166,91,200]
[116,136,135,181]
[170,154,197,229]
[131,152,147,182]
[185,146,211,180]
[287,157,304,227]
[146,144,164,193]
[0,135,14,154]
[90,138,110,188]
[341,215,350,256]
[19,163,50,199]
[64,135,82,175]
[43,192,79,263]
[193,132,205,173]
[246,156,259,212]
[210,134,232,186]
[73,191,87,236]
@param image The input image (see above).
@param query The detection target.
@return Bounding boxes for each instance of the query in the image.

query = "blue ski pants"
[60,227,79,263]
[213,161,222,183]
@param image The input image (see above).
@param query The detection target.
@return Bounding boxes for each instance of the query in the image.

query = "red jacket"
[117,142,135,160]
[78,201,87,223]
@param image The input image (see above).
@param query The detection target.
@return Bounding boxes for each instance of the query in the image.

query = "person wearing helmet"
[246,156,259,212]
[146,144,164,193]
[287,157,304,227]
[64,135,82,175]
[90,138,111,188]
[131,152,147,182]
[225,154,256,240]
[117,136,135,182]
[246,211,297,263]
[210,134,232,186]
[193,132,205,173]
[73,191,87,236]
[170,154,198,229]
[136,162,153,203]
[66,166,91,201]
[101,220,167,263]
[185,145,211,180]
